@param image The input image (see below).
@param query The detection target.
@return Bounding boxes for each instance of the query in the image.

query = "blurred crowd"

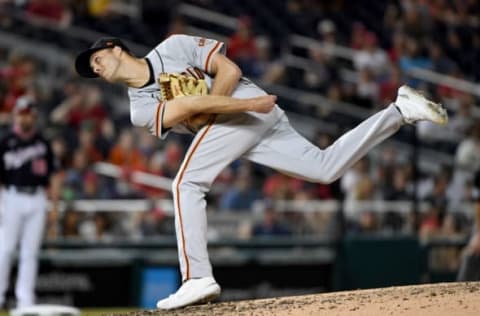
[0,0,478,266]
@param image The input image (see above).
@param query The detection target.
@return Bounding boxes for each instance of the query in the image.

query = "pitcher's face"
[89,47,121,82]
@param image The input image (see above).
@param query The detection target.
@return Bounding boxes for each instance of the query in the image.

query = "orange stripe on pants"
[174,120,215,280]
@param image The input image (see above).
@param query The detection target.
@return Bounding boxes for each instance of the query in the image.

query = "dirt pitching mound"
[113,281,480,316]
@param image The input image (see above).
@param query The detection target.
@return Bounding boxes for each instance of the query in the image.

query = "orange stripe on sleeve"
[205,41,222,73]
[155,102,164,137]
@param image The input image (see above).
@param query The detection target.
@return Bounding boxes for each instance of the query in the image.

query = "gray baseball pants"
[172,102,403,281]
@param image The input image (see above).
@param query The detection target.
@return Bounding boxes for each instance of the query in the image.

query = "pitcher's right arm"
[162,94,276,128]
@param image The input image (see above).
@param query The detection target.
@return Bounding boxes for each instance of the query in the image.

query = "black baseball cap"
[75,37,130,78]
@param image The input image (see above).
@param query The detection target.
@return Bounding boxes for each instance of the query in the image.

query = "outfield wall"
[2,237,464,308]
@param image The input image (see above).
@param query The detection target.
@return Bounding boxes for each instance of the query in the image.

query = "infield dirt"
[109,281,480,316]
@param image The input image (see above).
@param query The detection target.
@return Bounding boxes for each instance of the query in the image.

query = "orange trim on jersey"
[193,67,205,79]
[186,68,198,79]
[155,102,164,137]
[205,41,222,73]
[175,120,216,280]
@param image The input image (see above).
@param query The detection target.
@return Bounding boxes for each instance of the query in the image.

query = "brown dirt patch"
[111,281,480,316]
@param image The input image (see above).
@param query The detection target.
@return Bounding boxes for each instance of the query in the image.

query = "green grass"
[82,308,138,316]
[0,308,138,316]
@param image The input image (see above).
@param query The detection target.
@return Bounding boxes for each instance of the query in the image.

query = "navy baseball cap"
[75,37,130,78]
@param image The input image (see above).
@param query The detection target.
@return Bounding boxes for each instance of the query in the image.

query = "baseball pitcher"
[75,35,447,309]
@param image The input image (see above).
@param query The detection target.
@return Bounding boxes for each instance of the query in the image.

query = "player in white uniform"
[75,35,448,310]
[0,97,61,309]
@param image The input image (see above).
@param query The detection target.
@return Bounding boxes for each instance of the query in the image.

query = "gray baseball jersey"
[127,34,404,281]
[128,35,284,139]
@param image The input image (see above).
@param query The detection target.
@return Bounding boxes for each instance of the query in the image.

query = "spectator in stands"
[455,122,480,173]
[263,172,305,200]
[61,208,82,239]
[210,164,235,202]
[398,37,432,87]
[285,0,309,34]
[348,210,379,235]
[79,212,113,241]
[63,149,90,199]
[50,84,84,125]
[159,140,183,178]
[382,4,400,40]
[429,42,456,75]
[136,208,167,237]
[316,19,338,61]
[353,32,389,78]
[48,78,81,115]
[72,84,108,130]
[354,177,376,201]
[450,122,480,206]
[382,211,406,233]
[84,0,150,42]
[356,68,379,107]
[419,204,443,240]
[166,15,187,37]
[138,128,157,160]
[133,201,175,238]
[379,64,403,106]
[98,2,153,44]
[341,158,371,201]
[425,173,450,216]
[252,207,292,237]
[251,36,286,84]
[107,129,148,197]
[383,165,413,200]
[142,151,170,198]
[284,190,318,235]
[87,0,135,18]
[80,171,102,199]
[388,31,407,63]
[444,30,463,65]
[471,33,480,81]
[350,22,367,50]
[51,84,108,132]
[376,146,398,190]
[220,171,259,211]
[436,68,468,99]
[0,54,36,125]
[77,122,103,163]
[63,149,111,200]
[26,0,72,28]
[400,2,431,40]
[227,16,258,76]
[51,134,70,169]
[303,45,337,93]
[447,94,475,142]
[108,129,146,170]
[97,118,116,158]
[86,0,113,17]
[340,81,367,108]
